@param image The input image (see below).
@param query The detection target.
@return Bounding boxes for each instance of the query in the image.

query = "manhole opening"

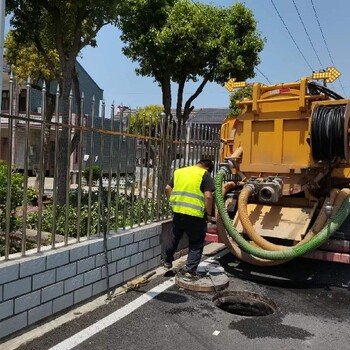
[213,291,276,317]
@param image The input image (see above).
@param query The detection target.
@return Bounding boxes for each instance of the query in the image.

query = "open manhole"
[213,291,276,317]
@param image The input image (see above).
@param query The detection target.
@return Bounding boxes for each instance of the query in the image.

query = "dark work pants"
[165,213,206,273]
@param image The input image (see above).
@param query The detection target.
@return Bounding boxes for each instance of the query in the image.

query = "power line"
[256,67,272,84]
[189,0,201,11]
[310,0,336,67]
[310,0,347,96]
[270,0,313,72]
[190,0,272,86]
[291,0,323,68]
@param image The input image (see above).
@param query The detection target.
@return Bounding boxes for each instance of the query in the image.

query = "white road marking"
[49,278,175,350]
[3,245,226,350]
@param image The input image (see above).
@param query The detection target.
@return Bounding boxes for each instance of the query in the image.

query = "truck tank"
[214,72,350,265]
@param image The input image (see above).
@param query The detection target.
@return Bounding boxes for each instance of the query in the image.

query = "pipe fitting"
[214,170,350,261]
[325,201,333,218]
[243,182,257,194]
[257,177,283,203]
[243,176,283,202]
[219,159,234,174]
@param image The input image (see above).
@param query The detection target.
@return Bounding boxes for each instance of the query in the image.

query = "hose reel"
[310,103,350,162]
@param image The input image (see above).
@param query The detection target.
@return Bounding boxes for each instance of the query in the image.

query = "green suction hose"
[214,169,350,260]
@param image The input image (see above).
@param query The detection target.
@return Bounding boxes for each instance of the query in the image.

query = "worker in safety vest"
[164,159,215,279]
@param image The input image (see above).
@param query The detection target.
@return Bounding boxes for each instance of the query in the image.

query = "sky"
[6,0,350,110]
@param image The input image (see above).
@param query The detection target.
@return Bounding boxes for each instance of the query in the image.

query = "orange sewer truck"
[214,68,350,265]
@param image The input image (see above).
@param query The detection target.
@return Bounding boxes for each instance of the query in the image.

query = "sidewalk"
[2,242,226,350]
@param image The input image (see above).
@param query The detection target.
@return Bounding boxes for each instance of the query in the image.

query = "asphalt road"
[8,250,350,350]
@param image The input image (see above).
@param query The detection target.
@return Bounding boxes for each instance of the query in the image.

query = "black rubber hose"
[311,104,346,161]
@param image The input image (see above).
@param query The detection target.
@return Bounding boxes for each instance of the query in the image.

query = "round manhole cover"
[213,291,276,316]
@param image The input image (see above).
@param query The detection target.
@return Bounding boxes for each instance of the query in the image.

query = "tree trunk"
[70,65,82,154]
[176,79,185,124]
[34,81,56,189]
[183,78,209,122]
[57,61,75,205]
[160,76,172,118]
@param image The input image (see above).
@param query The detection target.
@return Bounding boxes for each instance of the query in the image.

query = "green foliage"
[0,161,24,232]
[117,0,264,122]
[6,0,122,204]
[6,1,120,62]
[27,202,101,237]
[0,234,36,257]
[129,105,164,134]
[229,86,253,118]
[26,190,171,237]
[5,30,60,86]
[1,180,171,255]
[27,187,39,205]
[5,0,121,98]
[0,159,171,254]
[83,166,101,183]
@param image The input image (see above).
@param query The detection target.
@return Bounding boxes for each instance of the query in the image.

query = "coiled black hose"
[308,82,344,100]
[311,104,346,161]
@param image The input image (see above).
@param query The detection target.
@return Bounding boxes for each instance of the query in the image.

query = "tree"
[229,85,253,118]
[5,30,59,87]
[129,105,164,135]
[5,30,60,189]
[6,0,120,204]
[116,0,264,124]
[129,105,164,167]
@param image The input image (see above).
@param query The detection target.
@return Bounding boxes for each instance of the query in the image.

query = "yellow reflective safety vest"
[169,165,206,218]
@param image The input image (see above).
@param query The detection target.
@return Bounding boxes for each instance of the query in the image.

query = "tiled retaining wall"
[0,221,174,340]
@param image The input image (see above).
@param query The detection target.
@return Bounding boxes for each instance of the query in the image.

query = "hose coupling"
[259,177,283,203]
[243,182,257,194]
[219,159,234,174]
[245,176,283,203]
[324,201,333,218]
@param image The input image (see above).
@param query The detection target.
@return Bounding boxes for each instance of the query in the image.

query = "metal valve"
[324,201,333,218]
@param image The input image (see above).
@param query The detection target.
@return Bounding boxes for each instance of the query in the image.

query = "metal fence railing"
[0,80,220,260]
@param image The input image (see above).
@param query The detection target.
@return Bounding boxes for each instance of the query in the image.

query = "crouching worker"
[164,159,215,280]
